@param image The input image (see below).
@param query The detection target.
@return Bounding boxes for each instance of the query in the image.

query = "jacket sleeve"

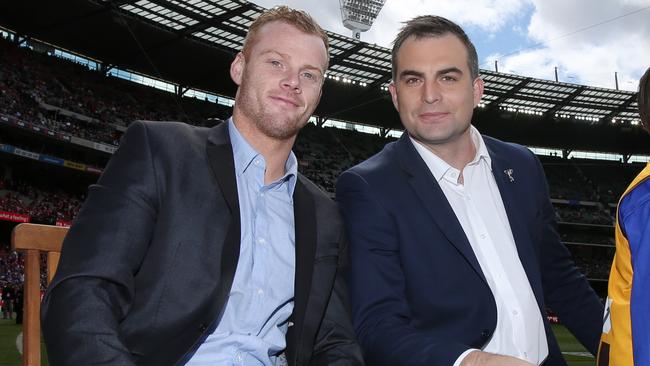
[309,230,365,366]
[41,121,159,365]
[532,153,604,355]
[336,170,471,366]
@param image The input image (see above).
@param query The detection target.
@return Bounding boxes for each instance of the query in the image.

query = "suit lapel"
[205,122,242,322]
[395,136,487,285]
[487,142,544,303]
[286,178,317,365]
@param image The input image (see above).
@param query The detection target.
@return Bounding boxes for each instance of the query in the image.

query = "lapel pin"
[504,169,515,182]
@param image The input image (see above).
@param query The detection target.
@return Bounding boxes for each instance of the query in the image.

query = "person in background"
[598,66,650,366]
[1,282,13,319]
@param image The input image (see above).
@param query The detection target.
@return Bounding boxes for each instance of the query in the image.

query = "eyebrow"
[398,67,463,80]
[437,67,463,76]
[398,69,425,80]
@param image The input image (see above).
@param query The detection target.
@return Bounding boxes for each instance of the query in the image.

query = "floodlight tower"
[339,0,387,40]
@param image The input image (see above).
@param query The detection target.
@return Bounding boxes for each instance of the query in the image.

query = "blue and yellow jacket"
[598,163,650,366]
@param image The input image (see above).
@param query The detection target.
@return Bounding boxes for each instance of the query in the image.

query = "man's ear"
[388,81,399,112]
[473,76,484,107]
[230,52,244,86]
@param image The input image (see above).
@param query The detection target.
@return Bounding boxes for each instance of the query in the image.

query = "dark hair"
[242,6,329,67]
[639,67,650,132]
[391,15,479,81]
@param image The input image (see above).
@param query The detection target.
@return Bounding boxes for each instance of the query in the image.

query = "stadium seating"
[0,33,637,299]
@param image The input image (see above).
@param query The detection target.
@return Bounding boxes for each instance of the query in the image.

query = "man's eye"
[441,75,457,82]
[405,78,421,84]
[270,60,283,68]
[302,72,314,80]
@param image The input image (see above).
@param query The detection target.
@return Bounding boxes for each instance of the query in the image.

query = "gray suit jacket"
[42,120,363,366]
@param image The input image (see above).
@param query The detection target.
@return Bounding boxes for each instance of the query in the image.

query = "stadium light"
[339,0,387,40]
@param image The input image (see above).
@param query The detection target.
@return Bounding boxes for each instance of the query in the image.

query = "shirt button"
[480,234,486,239]
[258,238,266,244]
[257,288,264,296]
[513,310,519,316]
[254,160,260,166]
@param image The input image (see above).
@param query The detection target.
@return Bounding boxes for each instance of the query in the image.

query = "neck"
[418,130,476,171]
[232,112,296,184]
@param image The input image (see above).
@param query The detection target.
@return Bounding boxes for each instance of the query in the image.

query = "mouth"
[418,111,449,122]
[269,95,301,108]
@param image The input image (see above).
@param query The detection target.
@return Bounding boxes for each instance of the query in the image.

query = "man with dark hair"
[42,6,363,365]
[337,15,603,366]
[598,66,650,366]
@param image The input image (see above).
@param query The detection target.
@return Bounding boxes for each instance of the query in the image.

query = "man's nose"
[423,81,441,104]
[281,72,301,93]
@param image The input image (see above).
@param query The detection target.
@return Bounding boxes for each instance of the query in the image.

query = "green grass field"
[0,319,594,365]
[552,323,596,366]
[0,318,24,366]
[0,319,47,366]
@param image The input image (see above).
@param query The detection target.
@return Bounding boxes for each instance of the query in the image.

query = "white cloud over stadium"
[252,0,650,91]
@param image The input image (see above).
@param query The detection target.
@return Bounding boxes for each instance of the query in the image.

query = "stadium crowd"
[0,33,630,297]
[0,174,82,224]
[0,37,229,146]
[0,243,26,321]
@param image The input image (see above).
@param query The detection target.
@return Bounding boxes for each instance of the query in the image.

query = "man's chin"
[256,118,304,140]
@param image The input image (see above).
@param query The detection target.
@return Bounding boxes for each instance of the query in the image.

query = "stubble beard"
[236,78,307,141]
[409,116,472,149]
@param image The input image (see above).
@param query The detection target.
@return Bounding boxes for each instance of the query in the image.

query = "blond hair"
[242,6,329,66]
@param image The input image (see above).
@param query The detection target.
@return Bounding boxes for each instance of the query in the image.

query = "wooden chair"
[11,223,68,366]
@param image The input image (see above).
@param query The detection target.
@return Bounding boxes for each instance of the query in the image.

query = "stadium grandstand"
[0,0,646,362]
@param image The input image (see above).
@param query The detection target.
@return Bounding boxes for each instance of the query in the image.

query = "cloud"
[492,0,650,90]
[251,0,650,90]
[250,0,350,36]
[361,0,529,47]
[252,0,529,46]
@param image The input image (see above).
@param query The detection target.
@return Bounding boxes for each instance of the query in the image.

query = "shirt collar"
[228,118,298,195]
[228,117,258,177]
[469,125,492,169]
[409,125,492,183]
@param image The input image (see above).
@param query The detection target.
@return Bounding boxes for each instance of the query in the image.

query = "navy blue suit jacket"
[336,133,603,366]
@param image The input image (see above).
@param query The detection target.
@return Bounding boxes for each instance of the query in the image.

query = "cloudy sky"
[251,0,650,92]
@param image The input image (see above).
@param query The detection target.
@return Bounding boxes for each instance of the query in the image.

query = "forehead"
[395,33,470,74]
[248,21,328,68]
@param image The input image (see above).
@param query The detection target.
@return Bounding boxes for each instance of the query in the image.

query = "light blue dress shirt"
[186,119,297,365]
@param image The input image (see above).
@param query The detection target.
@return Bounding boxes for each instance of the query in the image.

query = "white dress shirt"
[410,126,548,365]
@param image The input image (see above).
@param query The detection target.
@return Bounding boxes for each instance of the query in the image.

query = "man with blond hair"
[42,6,363,365]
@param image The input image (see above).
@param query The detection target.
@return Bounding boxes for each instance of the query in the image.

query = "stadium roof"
[1,0,646,154]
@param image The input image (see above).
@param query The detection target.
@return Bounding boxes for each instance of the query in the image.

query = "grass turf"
[553,323,596,366]
[0,318,47,366]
